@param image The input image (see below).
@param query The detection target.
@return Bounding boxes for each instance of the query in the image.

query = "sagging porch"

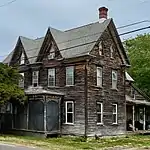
[11,87,64,137]
[126,95,150,132]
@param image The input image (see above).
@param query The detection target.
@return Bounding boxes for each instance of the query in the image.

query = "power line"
[0,0,18,8]
[1,25,150,63]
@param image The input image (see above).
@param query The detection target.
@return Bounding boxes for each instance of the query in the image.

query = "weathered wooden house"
[3,7,150,137]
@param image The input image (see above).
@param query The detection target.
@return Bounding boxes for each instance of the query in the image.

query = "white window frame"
[19,73,24,88]
[97,67,103,87]
[48,68,56,87]
[110,44,114,58]
[66,66,74,86]
[112,70,117,89]
[97,102,103,125]
[32,71,39,87]
[112,104,118,124]
[99,41,103,56]
[65,101,74,124]
[20,52,25,65]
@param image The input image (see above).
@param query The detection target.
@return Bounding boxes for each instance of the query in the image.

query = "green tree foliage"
[124,34,150,96]
[0,63,25,104]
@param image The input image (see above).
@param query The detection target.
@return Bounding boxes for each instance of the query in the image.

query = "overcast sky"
[0,0,150,61]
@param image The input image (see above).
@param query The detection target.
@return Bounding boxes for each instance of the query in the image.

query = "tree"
[0,63,26,105]
[124,34,150,96]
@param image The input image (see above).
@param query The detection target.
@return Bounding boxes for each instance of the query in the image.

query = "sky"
[0,0,150,61]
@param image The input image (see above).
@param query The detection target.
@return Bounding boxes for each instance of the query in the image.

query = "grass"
[0,134,150,149]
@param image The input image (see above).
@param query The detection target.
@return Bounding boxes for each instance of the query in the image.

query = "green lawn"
[0,134,150,150]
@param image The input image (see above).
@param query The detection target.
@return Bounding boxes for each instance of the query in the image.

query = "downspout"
[84,60,88,138]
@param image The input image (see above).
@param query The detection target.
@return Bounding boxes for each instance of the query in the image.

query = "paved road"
[0,143,39,150]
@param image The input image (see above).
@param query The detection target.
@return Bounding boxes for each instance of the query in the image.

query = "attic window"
[48,45,55,60]
[20,52,25,65]
[99,41,103,56]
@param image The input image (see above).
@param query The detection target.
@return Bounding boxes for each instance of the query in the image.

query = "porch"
[126,95,150,132]
[11,87,64,137]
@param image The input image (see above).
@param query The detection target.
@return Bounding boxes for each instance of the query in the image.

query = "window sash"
[65,101,74,124]
[32,71,39,87]
[48,68,55,86]
[112,104,118,124]
[97,102,103,124]
[97,67,103,87]
[112,70,117,89]
[66,66,74,86]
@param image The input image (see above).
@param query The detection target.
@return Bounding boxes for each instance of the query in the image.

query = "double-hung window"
[112,104,118,124]
[19,73,24,88]
[112,70,117,89]
[66,66,74,86]
[65,101,74,124]
[97,102,103,124]
[97,67,103,87]
[48,68,55,86]
[32,71,39,87]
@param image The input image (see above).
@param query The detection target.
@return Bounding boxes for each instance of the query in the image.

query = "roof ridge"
[64,21,98,32]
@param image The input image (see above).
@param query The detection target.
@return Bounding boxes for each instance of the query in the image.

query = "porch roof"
[25,86,64,96]
[126,95,150,106]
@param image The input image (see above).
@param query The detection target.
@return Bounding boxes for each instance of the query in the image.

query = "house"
[3,7,150,137]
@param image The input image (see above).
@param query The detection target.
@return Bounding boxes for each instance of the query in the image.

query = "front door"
[46,100,59,132]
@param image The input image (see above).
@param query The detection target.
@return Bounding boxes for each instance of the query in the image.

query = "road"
[0,143,39,150]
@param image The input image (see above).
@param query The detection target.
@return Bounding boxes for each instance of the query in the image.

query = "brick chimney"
[99,7,108,23]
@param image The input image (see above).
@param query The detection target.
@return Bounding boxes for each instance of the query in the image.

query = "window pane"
[113,105,116,113]
[113,114,117,123]
[112,71,117,80]
[67,113,73,123]
[48,69,55,86]
[66,66,74,85]
[67,103,73,112]
[112,80,117,89]
[97,114,102,123]
[96,103,101,112]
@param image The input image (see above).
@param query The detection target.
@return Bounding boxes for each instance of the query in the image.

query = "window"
[99,41,103,56]
[19,73,24,88]
[131,87,136,99]
[32,71,39,87]
[112,70,117,89]
[48,45,55,60]
[20,52,25,65]
[48,68,55,86]
[110,44,114,58]
[112,104,118,124]
[97,102,103,124]
[66,66,74,86]
[65,101,74,124]
[97,67,103,87]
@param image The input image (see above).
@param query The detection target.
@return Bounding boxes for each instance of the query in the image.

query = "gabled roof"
[3,18,129,65]
[3,50,14,64]
[20,36,44,64]
[50,19,111,59]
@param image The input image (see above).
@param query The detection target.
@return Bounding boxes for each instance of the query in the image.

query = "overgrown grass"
[0,134,150,149]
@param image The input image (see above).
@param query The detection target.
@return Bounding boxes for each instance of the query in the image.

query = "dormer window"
[110,44,114,58]
[20,52,25,65]
[99,41,103,56]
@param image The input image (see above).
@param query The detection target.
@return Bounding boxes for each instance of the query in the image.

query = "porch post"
[27,104,29,129]
[143,107,146,130]
[44,95,47,132]
[132,105,135,131]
